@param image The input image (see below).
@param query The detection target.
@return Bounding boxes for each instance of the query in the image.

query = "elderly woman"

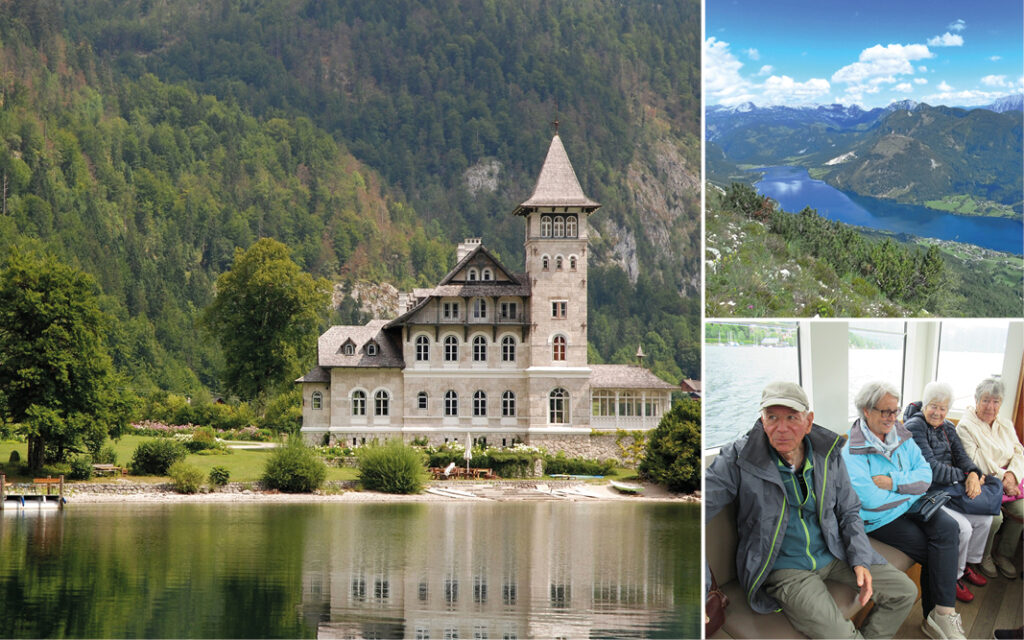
[955,377,1024,580]
[843,381,965,640]
[904,381,993,602]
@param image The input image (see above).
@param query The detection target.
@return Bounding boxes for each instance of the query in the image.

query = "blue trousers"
[870,508,959,617]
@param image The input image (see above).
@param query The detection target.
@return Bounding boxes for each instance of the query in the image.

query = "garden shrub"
[8,450,20,464]
[638,398,701,493]
[69,455,93,480]
[209,466,230,486]
[184,426,219,452]
[94,443,118,465]
[168,461,204,494]
[358,440,427,494]
[261,439,327,493]
[130,439,188,475]
[543,453,615,477]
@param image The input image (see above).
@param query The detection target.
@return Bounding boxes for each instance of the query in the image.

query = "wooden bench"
[92,464,128,477]
[707,500,918,638]
[33,476,64,495]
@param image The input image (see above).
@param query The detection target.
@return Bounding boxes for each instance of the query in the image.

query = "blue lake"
[753,166,1024,255]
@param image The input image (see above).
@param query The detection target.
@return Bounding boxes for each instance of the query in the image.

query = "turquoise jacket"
[842,418,933,532]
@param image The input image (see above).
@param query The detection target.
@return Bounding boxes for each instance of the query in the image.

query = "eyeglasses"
[925,403,948,412]
[871,407,899,419]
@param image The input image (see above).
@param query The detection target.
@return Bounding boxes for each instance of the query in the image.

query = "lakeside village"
[1,134,701,508]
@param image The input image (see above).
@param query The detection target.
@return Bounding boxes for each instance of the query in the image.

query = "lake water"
[0,501,700,639]
[754,166,1024,255]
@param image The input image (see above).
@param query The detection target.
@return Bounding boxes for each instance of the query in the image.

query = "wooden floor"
[894,546,1023,640]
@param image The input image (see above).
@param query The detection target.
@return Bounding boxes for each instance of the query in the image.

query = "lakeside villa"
[297,133,676,453]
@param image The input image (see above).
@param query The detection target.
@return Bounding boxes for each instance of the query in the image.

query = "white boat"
[610,480,644,495]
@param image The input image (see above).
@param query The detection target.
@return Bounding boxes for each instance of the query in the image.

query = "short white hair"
[974,377,1004,403]
[854,381,900,414]
[922,381,953,409]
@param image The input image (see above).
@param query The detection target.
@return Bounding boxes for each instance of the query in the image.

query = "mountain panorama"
[707,96,1024,224]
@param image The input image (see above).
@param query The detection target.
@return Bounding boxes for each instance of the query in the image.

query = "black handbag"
[944,475,1004,516]
[908,489,951,521]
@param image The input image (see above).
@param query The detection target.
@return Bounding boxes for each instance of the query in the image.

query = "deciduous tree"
[0,250,128,472]
[203,238,330,401]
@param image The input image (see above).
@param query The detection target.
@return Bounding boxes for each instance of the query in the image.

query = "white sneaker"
[922,610,966,639]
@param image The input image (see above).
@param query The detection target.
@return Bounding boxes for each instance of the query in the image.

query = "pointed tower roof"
[513,134,600,215]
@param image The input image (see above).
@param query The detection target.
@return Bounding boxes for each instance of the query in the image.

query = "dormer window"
[342,340,356,356]
[553,216,565,238]
[540,215,552,238]
[467,268,479,281]
[481,268,493,281]
[366,341,379,356]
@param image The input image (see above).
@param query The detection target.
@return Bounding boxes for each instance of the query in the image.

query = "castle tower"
[514,133,600,431]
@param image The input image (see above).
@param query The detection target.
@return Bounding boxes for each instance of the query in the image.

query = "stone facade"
[298,134,676,455]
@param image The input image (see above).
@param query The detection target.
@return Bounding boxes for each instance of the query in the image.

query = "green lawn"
[0,436,358,484]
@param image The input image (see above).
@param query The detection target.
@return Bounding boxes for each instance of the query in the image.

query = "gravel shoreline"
[35,480,699,504]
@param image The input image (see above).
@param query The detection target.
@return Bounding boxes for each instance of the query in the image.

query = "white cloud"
[893,83,913,92]
[914,78,928,85]
[937,81,953,92]
[761,75,831,105]
[918,66,928,72]
[832,44,934,84]
[981,75,1008,87]
[745,48,760,61]
[989,56,1002,62]
[704,38,757,105]
[948,19,966,32]
[758,65,774,76]
[923,88,1004,106]
[927,32,964,47]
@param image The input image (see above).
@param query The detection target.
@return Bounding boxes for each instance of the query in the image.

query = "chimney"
[457,238,482,262]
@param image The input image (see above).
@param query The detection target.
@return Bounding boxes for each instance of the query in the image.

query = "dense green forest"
[0,1,701,408]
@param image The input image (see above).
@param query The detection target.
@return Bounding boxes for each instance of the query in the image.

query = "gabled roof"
[439,243,519,285]
[589,365,677,390]
[295,365,330,383]
[317,319,404,368]
[513,134,600,215]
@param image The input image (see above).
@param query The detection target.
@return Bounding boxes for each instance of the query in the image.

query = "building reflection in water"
[299,502,685,639]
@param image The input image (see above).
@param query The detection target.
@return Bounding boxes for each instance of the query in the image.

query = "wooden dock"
[1,474,66,510]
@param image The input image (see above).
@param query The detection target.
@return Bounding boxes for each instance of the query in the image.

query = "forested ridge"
[0,0,700,404]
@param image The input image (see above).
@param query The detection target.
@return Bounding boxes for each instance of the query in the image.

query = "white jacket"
[956,406,1024,484]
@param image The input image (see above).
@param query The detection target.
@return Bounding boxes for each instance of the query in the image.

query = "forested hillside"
[0,0,700,401]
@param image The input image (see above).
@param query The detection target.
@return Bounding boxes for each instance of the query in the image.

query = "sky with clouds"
[705,0,1023,108]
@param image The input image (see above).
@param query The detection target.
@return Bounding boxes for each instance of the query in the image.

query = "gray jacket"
[706,421,885,613]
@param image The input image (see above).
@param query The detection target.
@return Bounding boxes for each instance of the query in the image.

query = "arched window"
[541,255,550,270]
[374,390,390,416]
[366,342,378,356]
[540,215,552,237]
[343,342,355,356]
[549,388,568,424]
[311,391,323,410]
[555,255,563,270]
[552,335,567,361]
[467,268,478,281]
[569,255,577,270]
[417,391,428,410]
[352,390,366,416]
[482,268,493,281]
[444,335,459,362]
[444,390,458,417]
[415,335,429,361]
[566,215,578,238]
[473,298,487,320]
[553,216,565,238]
[473,390,487,417]
[472,335,487,362]
[502,391,516,417]
[501,335,516,362]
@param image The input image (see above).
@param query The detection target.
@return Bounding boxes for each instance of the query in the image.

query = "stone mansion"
[297,133,676,450]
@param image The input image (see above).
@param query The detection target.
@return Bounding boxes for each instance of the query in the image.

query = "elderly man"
[706,381,916,639]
